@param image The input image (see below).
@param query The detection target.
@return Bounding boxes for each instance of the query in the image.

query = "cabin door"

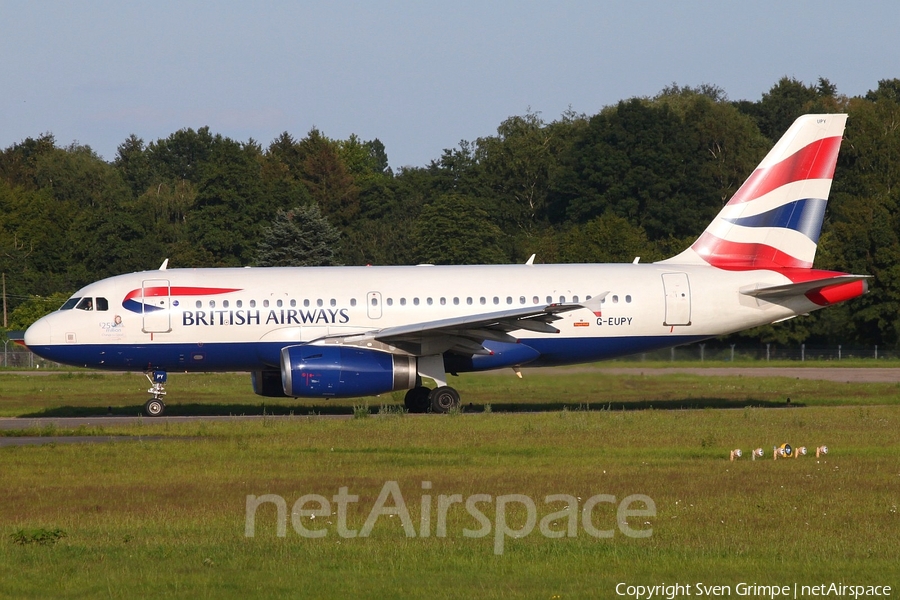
[662,273,691,326]
[141,279,172,333]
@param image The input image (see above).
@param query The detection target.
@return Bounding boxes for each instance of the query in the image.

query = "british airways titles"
[182,307,351,327]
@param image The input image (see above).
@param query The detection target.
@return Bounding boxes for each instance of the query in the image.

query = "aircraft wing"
[332,293,607,356]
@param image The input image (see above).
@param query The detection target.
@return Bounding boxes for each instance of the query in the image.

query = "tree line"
[2,77,900,348]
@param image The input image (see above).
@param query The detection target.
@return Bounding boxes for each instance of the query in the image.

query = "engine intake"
[281,345,417,398]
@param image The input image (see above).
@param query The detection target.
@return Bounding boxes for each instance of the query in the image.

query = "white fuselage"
[24,263,814,373]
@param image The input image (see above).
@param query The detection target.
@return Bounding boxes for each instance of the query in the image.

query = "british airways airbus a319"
[24,114,868,416]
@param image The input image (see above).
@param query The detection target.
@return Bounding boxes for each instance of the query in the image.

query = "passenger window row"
[60,293,633,313]
[193,294,634,309]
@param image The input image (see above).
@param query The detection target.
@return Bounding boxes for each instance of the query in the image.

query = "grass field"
[2,362,900,418]
[1,368,899,598]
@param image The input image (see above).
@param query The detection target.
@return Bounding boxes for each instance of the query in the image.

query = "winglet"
[525,254,536,266]
[578,292,609,317]
[159,259,169,271]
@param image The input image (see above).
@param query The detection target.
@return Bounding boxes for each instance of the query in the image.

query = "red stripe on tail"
[728,136,842,205]
[691,232,812,269]
[806,280,867,306]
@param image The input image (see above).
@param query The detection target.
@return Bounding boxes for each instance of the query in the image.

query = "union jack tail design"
[662,114,848,270]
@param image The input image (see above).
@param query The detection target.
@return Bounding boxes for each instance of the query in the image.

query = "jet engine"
[281,344,417,398]
[251,369,287,397]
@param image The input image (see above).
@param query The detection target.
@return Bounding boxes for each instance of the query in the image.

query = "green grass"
[1,370,899,597]
[2,366,900,418]
[590,357,900,368]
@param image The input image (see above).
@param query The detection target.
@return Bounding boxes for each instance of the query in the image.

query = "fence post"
[875,345,878,360]
[801,343,805,362]
[700,343,705,362]
[766,343,770,362]
[671,347,675,362]
[838,345,842,361]
[730,344,735,362]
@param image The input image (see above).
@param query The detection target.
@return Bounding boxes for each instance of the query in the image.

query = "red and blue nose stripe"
[123,287,241,313]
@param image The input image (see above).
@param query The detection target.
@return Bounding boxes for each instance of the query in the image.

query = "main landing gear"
[403,385,461,414]
[144,370,167,417]
[403,355,461,414]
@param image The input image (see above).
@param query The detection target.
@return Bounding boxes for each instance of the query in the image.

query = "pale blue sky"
[2,1,898,169]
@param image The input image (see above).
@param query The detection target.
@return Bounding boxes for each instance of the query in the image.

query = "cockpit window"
[60,298,80,311]
[60,296,107,311]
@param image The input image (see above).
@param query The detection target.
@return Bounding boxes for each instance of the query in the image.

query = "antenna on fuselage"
[159,259,169,271]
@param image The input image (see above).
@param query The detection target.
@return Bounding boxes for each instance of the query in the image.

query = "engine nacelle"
[251,370,288,397]
[281,345,417,398]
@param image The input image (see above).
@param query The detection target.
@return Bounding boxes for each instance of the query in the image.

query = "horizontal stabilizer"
[741,275,870,300]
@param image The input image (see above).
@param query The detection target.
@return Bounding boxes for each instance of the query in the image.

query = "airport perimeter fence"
[1,342,57,369]
[1,339,898,369]
[623,342,896,363]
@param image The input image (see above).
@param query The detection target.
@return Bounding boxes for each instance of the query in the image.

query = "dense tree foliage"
[412,194,506,265]
[255,205,341,267]
[2,77,900,348]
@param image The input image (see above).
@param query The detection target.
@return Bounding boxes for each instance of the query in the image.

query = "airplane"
[24,114,869,416]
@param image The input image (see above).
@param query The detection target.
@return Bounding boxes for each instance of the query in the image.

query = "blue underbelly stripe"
[29,335,710,373]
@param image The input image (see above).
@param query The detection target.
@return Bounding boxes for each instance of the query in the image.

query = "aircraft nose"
[24,317,52,347]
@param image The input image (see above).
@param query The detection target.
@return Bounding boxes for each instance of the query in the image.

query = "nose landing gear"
[144,370,167,416]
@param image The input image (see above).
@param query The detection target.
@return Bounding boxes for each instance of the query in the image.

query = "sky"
[2,1,898,170]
